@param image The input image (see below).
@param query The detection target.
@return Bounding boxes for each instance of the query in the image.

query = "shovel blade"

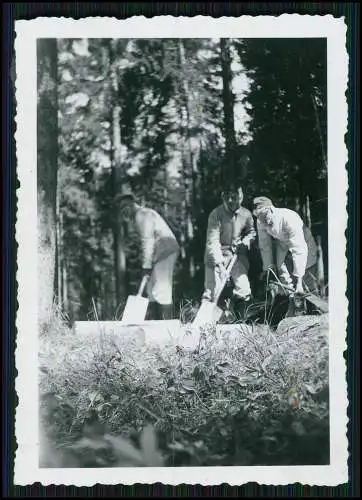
[192,301,223,327]
[122,295,149,323]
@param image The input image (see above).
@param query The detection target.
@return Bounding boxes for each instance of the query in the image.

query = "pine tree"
[37,38,59,327]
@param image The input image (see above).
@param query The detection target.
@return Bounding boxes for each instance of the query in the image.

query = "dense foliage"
[53,37,328,321]
[39,310,330,467]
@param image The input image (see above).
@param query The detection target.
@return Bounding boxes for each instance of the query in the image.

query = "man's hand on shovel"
[231,237,242,254]
[140,267,152,295]
[215,262,228,282]
[231,236,250,255]
[142,267,152,279]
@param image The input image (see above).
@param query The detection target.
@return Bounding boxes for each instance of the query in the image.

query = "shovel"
[121,275,150,323]
[192,252,238,327]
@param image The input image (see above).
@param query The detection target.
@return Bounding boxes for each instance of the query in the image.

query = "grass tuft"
[39,306,330,468]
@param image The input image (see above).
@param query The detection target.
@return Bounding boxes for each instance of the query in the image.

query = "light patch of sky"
[72,39,90,56]
[165,151,183,180]
[127,158,143,176]
[90,150,111,171]
[197,49,215,60]
[65,92,90,112]
[58,51,74,64]
[101,121,110,130]
[124,150,150,177]
[118,58,131,70]
[230,51,252,138]
[62,69,73,82]
[210,37,221,46]
[91,143,139,174]
[71,130,85,141]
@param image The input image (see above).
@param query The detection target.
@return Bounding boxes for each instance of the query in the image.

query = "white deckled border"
[14,15,349,486]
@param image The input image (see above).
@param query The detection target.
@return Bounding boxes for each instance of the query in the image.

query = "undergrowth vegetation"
[39,309,330,468]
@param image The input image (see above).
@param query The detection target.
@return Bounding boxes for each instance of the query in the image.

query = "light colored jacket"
[204,204,256,267]
[303,225,318,269]
[134,207,179,269]
[257,207,316,278]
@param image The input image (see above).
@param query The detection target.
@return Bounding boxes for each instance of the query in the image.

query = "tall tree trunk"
[55,180,63,307]
[220,38,236,180]
[295,196,301,214]
[160,44,169,220]
[62,257,68,315]
[174,43,187,265]
[199,141,205,218]
[311,94,327,173]
[37,38,58,328]
[178,39,196,278]
[108,40,127,306]
[304,194,312,228]
[163,168,169,217]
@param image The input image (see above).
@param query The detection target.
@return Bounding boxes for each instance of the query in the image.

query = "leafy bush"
[39,311,329,467]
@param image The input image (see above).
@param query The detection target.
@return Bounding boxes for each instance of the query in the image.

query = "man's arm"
[137,212,155,271]
[240,211,257,249]
[257,220,274,271]
[206,210,224,266]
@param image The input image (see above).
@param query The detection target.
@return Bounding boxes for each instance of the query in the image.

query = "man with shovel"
[202,183,257,316]
[252,196,317,296]
[118,190,180,321]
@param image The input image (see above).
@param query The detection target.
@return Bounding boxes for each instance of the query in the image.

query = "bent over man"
[118,190,180,320]
[252,196,318,295]
[203,184,257,307]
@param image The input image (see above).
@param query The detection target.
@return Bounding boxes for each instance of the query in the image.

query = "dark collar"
[221,203,243,217]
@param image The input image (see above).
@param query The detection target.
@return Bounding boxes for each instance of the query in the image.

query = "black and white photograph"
[15,16,348,486]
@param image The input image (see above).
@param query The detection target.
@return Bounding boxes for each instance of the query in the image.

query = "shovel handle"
[213,253,238,304]
[137,274,150,296]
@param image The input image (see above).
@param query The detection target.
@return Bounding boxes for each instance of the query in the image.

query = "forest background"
[37,37,328,323]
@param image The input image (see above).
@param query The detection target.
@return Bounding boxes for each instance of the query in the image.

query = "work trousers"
[203,253,251,302]
[146,251,179,305]
[277,244,318,292]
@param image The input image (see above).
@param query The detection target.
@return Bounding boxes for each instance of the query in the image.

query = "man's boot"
[159,304,174,320]
[146,301,160,321]
[233,293,252,321]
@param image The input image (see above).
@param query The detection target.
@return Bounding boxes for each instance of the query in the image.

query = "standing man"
[252,196,318,295]
[118,189,180,320]
[203,183,257,309]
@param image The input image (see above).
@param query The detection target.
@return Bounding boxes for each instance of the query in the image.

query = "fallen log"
[73,319,264,351]
[277,313,329,342]
[73,320,201,350]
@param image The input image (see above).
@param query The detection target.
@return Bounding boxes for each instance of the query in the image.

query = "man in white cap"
[118,189,180,320]
[202,183,257,309]
[252,196,318,295]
